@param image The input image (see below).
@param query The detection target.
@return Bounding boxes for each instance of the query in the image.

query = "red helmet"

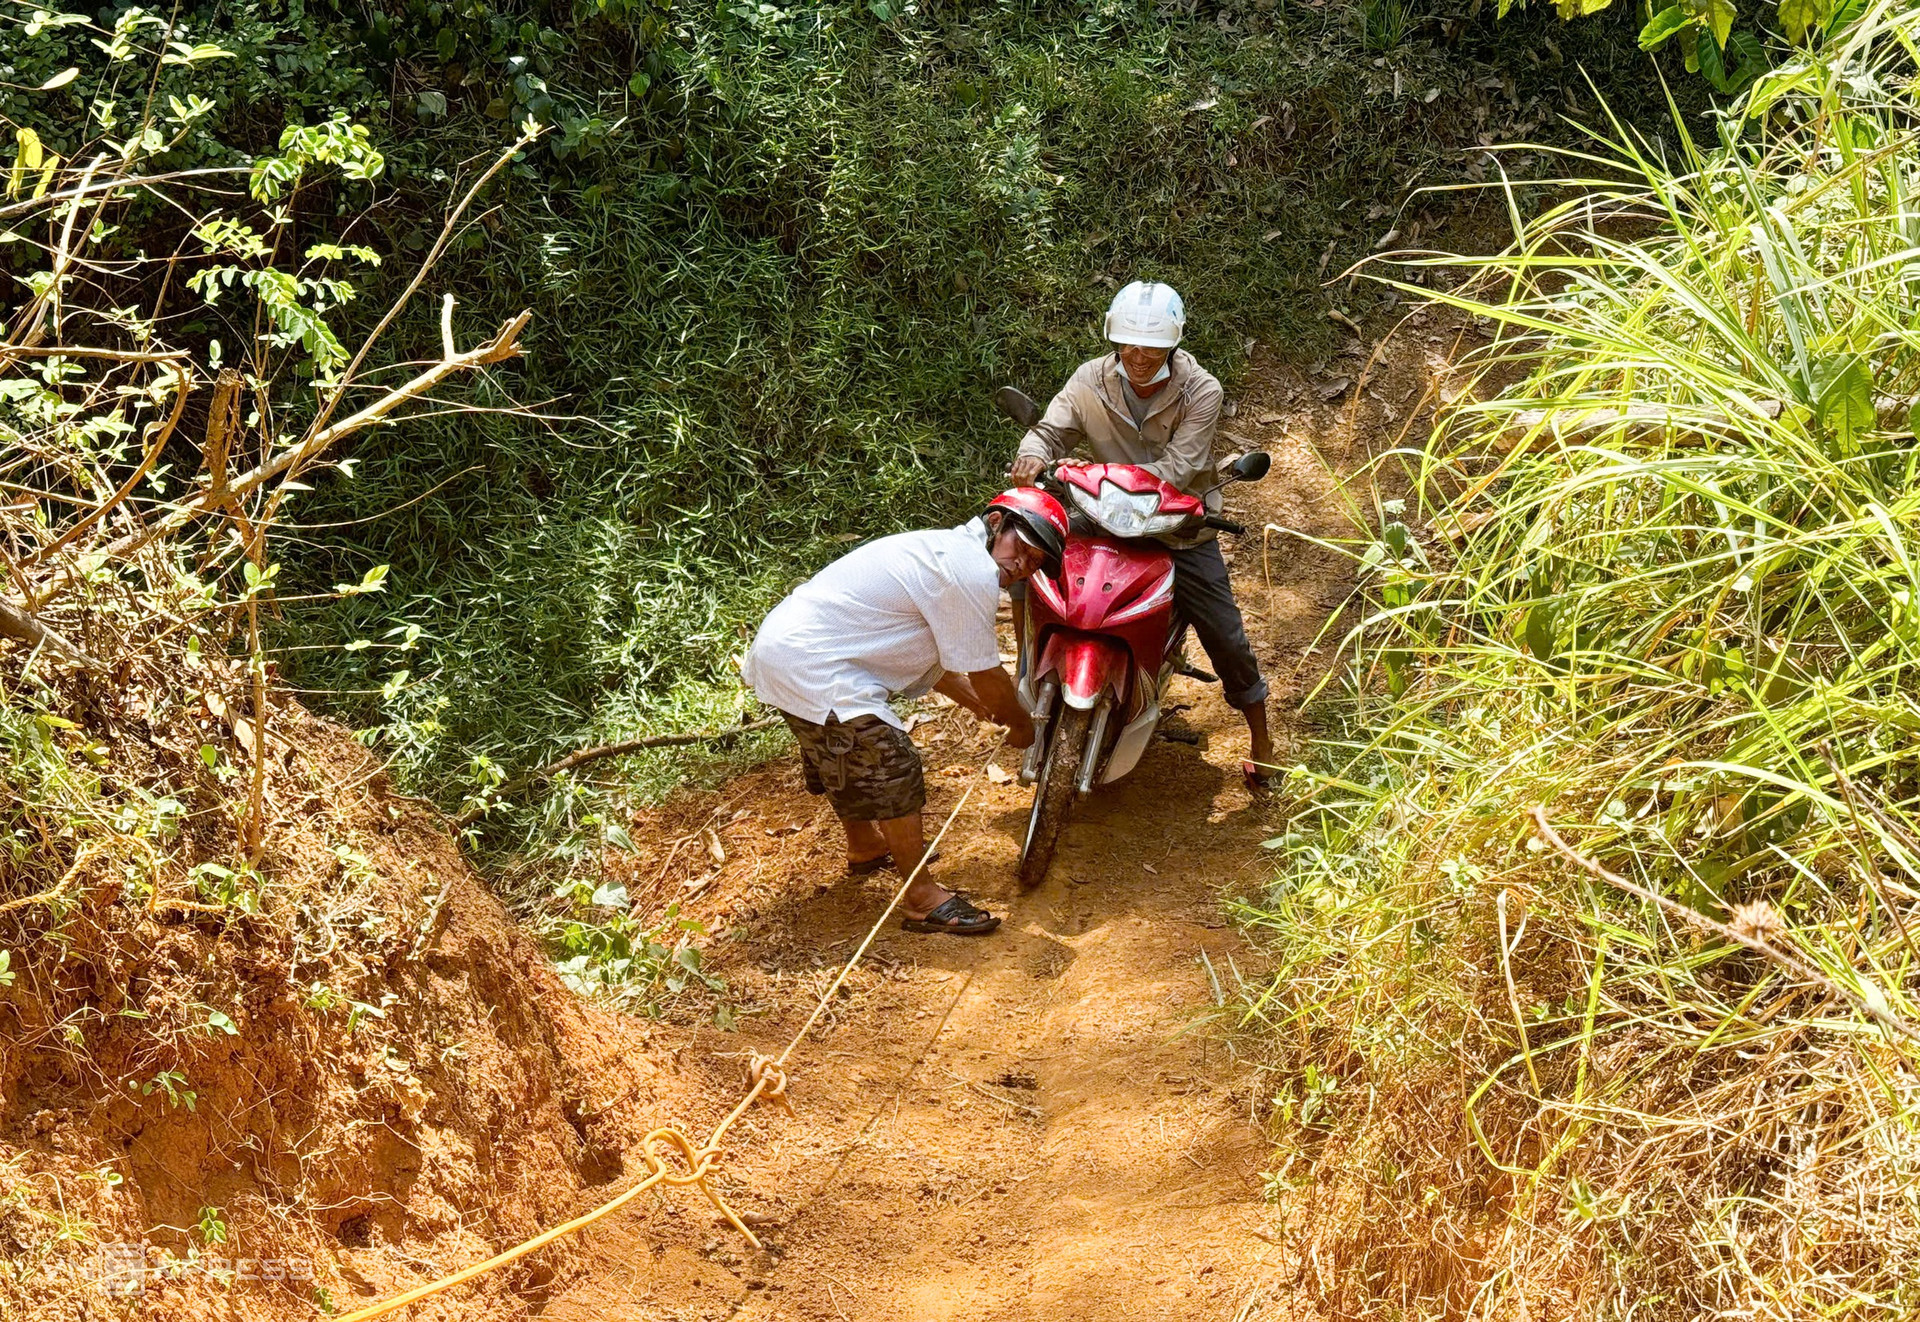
[985,487,1068,575]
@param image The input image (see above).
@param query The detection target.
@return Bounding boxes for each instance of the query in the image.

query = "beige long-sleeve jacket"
[1015,349,1226,547]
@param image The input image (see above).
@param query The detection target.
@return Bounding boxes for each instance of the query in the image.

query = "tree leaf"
[1779,0,1826,43]
[38,68,80,91]
[1639,4,1693,48]
[1811,353,1876,452]
[1524,601,1559,662]
[1695,0,1737,48]
[1694,28,1735,89]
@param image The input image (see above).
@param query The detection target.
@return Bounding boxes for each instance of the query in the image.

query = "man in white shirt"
[743,491,1066,935]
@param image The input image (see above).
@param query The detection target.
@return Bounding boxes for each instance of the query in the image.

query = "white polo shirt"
[743,519,1004,729]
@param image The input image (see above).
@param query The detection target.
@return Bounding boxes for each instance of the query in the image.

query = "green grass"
[1235,6,1920,1314]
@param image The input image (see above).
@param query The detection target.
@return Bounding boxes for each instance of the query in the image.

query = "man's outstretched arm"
[934,669,1034,748]
[933,671,992,719]
[964,664,1035,748]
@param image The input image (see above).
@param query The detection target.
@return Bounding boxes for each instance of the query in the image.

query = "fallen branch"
[12,128,539,617]
[159,299,524,530]
[1528,804,1920,1049]
[453,717,781,828]
[231,300,530,499]
[0,165,252,223]
[0,598,105,670]
[309,123,539,442]
[7,154,106,355]
[26,358,190,566]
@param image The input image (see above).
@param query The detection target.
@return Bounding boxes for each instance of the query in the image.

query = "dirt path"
[532,325,1460,1322]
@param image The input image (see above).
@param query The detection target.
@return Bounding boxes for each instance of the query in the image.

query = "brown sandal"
[900,893,1000,936]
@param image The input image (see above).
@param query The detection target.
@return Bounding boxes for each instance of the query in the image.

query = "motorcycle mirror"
[995,386,1042,430]
[1233,451,1272,483]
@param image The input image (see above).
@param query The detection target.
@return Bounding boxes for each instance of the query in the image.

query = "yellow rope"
[335,734,1007,1322]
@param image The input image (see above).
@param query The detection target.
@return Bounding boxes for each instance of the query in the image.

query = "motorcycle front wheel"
[1017,704,1091,889]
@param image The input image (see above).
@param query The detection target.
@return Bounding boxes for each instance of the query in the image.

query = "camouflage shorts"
[780,712,926,822]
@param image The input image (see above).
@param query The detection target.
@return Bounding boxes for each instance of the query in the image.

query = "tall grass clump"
[1241,7,1920,1316]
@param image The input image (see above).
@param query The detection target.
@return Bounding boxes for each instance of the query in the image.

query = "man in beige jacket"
[1009,280,1275,791]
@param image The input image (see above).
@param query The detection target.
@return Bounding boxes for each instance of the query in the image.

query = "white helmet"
[1104,280,1185,348]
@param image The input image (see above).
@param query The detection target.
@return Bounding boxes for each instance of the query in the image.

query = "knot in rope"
[638,1126,716,1187]
[639,1124,761,1248]
[746,1052,794,1116]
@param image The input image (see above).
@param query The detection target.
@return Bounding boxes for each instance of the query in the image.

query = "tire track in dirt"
[535,325,1466,1321]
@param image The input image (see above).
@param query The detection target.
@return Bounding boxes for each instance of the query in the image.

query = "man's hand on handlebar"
[1008,454,1046,485]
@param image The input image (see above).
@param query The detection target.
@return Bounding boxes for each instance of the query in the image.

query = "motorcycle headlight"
[1069,481,1186,538]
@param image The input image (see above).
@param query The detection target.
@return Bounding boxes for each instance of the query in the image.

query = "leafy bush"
[546,883,719,1007]
[1239,5,1920,1314]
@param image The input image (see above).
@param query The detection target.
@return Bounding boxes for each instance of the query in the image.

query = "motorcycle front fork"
[1015,594,1136,791]
[1016,593,1041,783]
[1019,675,1057,786]
[1075,697,1115,795]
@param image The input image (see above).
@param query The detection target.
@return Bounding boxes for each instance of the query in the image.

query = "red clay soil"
[0,700,667,1321]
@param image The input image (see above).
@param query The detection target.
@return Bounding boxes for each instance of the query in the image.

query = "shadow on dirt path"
[533,313,1479,1322]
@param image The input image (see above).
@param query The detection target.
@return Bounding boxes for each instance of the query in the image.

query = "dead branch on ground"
[453,718,782,828]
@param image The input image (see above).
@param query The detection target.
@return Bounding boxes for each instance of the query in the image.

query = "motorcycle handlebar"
[1013,459,1246,536]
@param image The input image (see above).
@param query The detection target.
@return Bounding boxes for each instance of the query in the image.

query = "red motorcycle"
[996,388,1271,886]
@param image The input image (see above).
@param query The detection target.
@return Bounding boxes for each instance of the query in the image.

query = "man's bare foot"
[1240,699,1276,795]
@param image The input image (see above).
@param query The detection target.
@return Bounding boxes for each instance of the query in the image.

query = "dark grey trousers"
[1013,538,1268,709]
[1167,540,1269,709]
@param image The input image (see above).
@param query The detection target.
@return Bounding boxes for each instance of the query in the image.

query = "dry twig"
[1528,804,1920,1048]
[452,717,781,827]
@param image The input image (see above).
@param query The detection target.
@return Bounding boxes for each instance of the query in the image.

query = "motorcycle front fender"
[1036,632,1131,711]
